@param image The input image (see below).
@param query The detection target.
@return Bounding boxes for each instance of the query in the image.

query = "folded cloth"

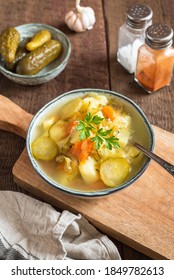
[0,191,121,260]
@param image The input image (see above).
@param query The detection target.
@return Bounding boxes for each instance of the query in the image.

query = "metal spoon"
[131,141,174,177]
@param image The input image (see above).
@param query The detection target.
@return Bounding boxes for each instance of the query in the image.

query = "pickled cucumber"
[16,39,62,75]
[31,136,58,160]
[100,158,130,187]
[126,144,140,158]
[5,37,30,71]
[58,98,83,120]
[0,27,20,64]
[26,29,52,51]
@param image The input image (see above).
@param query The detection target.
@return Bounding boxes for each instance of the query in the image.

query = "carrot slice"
[71,139,93,162]
[65,120,78,136]
[102,106,116,121]
[71,141,82,159]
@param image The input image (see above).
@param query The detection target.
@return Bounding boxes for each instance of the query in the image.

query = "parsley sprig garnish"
[76,112,120,150]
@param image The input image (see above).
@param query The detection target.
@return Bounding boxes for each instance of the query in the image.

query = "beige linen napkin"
[0,191,121,260]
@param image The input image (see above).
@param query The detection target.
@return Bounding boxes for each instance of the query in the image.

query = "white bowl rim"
[26,88,155,198]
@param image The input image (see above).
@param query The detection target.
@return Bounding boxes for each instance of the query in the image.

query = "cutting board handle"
[0,95,33,139]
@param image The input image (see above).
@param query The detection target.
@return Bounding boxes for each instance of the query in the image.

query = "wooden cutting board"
[0,95,174,260]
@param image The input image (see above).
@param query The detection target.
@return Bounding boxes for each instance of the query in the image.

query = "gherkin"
[0,27,20,64]
[16,39,62,75]
[26,29,51,51]
[5,37,30,71]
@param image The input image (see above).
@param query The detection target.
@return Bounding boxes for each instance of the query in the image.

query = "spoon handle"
[134,142,174,177]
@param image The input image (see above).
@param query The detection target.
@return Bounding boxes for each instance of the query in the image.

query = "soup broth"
[31,92,148,191]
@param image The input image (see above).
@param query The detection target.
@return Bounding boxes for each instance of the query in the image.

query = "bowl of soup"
[26,89,154,197]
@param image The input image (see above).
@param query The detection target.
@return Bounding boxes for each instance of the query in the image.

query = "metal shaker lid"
[145,24,173,49]
[126,4,153,29]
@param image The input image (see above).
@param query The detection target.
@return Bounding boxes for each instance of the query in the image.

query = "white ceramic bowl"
[0,23,71,85]
[26,89,154,198]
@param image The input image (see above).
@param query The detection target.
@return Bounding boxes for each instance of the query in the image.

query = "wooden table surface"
[0,0,174,260]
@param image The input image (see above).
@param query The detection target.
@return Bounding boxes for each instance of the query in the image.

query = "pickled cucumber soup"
[31,92,148,191]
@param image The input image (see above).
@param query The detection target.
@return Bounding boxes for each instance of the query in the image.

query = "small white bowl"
[26,89,155,198]
[0,23,71,85]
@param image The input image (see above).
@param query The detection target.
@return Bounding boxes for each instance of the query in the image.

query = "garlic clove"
[65,11,77,29]
[65,11,75,22]
[74,17,85,32]
[81,7,95,30]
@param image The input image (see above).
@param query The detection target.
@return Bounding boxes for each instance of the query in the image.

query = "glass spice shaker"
[135,24,174,93]
[117,4,153,74]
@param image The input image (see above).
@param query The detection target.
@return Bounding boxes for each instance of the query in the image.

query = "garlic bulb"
[65,0,96,32]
